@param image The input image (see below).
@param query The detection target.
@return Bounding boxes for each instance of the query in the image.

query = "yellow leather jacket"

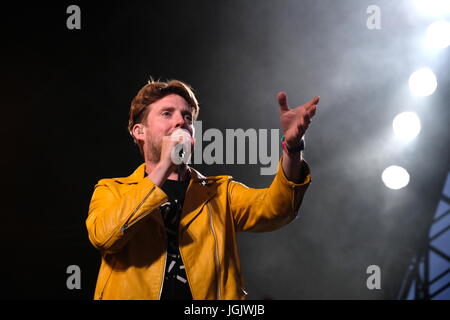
[86,157,311,300]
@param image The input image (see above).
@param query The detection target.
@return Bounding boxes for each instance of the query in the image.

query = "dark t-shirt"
[159,178,193,300]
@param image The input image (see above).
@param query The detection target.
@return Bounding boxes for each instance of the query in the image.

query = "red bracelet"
[281,140,291,154]
[281,136,305,154]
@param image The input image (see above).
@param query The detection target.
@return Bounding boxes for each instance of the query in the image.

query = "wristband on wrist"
[281,135,305,154]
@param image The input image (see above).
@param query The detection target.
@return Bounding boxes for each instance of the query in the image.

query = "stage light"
[426,20,450,49]
[382,166,410,190]
[408,68,438,97]
[414,0,450,17]
[392,112,422,141]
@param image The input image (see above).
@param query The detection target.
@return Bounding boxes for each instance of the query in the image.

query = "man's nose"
[174,113,189,130]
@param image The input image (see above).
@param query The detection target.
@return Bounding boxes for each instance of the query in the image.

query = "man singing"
[86,79,319,299]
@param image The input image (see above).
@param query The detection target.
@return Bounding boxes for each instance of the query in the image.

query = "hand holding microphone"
[148,128,194,186]
[169,128,194,166]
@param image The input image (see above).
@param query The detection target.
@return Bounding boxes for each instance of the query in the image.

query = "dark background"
[2,0,449,299]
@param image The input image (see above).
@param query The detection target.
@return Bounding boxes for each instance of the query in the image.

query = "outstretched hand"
[277,92,319,149]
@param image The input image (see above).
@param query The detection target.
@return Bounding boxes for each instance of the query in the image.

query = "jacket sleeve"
[228,156,311,232]
[86,177,168,254]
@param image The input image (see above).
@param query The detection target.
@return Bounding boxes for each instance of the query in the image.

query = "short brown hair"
[128,79,200,154]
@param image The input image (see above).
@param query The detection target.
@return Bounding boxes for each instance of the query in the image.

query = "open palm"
[278,92,319,148]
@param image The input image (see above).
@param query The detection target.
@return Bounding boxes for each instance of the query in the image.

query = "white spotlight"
[408,68,438,97]
[382,166,410,190]
[415,0,450,17]
[426,20,450,49]
[392,112,422,141]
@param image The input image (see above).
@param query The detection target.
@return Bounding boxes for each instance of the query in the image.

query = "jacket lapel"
[116,163,219,232]
[179,167,218,232]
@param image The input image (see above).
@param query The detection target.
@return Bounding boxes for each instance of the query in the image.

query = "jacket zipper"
[158,248,167,299]
[98,260,117,300]
[121,186,165,232]
[207,202,221,299]
[153,207,167,300]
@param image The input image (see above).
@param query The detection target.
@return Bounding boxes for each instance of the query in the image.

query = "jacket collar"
[120,163,224,185]
[180,166,226,232]
[119,163,226,232]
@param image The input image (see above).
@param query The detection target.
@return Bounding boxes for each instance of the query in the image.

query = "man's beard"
[145,132,194,164]
[146,134,162,163]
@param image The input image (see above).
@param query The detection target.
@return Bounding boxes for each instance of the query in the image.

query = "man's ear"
[132,124,145,141]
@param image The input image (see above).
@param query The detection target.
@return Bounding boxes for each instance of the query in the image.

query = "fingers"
[312,96,320,105]
[308,104,317,118]
[304,96,319,120]
[303,112,311,124]
[302,96,319,127]
[277,92,289,112]
[305,96,320,110]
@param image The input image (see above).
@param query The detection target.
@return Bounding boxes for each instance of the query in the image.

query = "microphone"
[170,128,193,166]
